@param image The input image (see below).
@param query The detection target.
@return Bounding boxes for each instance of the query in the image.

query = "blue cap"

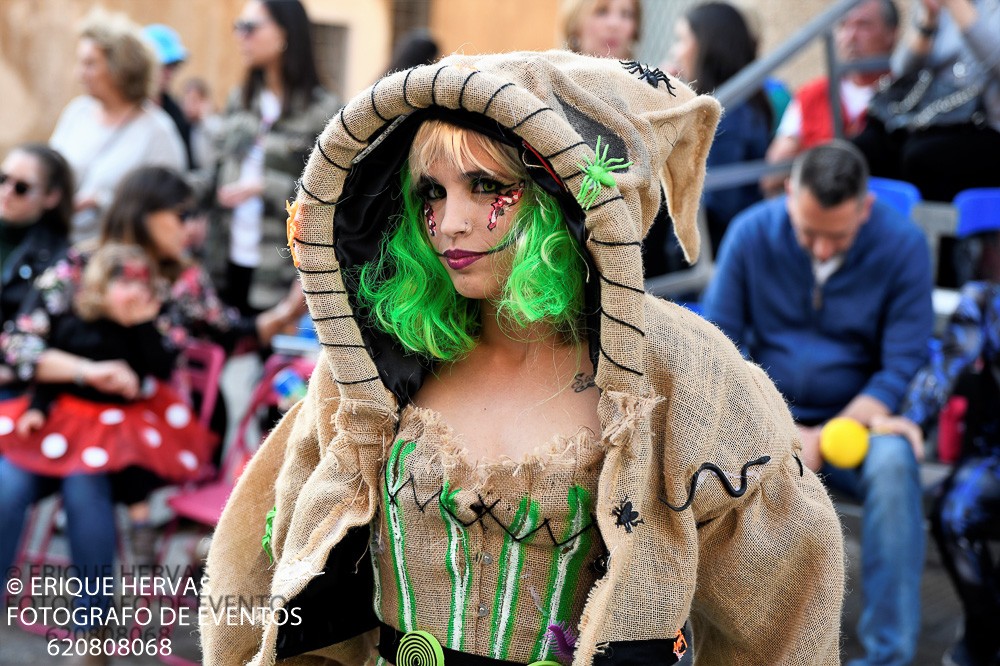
[143,24,188,65]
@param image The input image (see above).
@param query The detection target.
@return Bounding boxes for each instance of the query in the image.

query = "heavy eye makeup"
[415,172,517,201]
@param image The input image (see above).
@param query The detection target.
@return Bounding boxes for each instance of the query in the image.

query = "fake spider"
[620,60,676,95]
[611,498,644,533]
[577,136,632,210]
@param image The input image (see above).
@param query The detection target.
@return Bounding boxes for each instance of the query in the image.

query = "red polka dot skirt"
[0,381,216,481]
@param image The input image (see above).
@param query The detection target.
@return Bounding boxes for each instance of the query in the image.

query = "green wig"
[357,169,586,361]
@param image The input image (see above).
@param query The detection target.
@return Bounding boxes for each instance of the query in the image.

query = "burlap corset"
[372,405,606,664]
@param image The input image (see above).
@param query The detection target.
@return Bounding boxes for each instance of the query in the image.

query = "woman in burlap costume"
[201,51,845,665]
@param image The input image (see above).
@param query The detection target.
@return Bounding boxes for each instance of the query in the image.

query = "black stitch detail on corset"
[482,82,514,116]
[293,238,336,249]
[545,141,587,160]
[334,376,380,385]
[611,497,644,533]
[458,70,478,109]
[599,272,644,294]
[370,80,389,122]
[311,314,354,322]
[590,238,641,247]
[387,473,598,548]
[588,195,625,211]
[298,181,338,206]
[430,65,446,106]
[402,68,416,109]
[660,456,772,512]
[320,342,368,349]
[599,309,645,337]
[511,107,552,130]
[339,110,363,145]
[295,267,339,275]
[317,142,350,171]
[599,345,643,376]
[792,453,804,477]
[302,288,347,296]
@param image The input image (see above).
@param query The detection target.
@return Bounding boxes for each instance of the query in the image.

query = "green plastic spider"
[576,136,633,210]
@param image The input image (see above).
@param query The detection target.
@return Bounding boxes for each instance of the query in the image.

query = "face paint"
[487,182,524,231]
[424,202,437,236]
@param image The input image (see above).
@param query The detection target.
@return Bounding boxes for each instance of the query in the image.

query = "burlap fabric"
[202,50,844,665]
[371,407,605,662]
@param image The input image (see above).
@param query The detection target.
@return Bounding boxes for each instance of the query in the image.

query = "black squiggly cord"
[660,455,771,512]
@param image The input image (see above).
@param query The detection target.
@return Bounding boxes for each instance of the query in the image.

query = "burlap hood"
[292,50,719,405]
[203,50,844,666]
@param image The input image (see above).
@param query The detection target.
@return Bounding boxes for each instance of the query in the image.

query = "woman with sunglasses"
[1,166,304,630]
[1,144,74,399]
[206,0,339,315]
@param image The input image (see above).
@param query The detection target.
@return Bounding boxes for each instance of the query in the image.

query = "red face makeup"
[487,183,524,231]
[425,202,437,236]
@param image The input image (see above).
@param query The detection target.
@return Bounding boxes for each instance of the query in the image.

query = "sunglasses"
[0,173,36,197]
[233,19,263,36]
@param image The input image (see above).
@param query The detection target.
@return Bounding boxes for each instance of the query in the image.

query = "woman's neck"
[98,93,140,126]
[477,300,571,363]
[263,62,284,100]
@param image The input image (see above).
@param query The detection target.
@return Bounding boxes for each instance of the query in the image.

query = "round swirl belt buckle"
[395,630,563,666]
[397,630,445,665]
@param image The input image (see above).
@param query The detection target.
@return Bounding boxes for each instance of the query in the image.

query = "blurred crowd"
[0,0,997,665]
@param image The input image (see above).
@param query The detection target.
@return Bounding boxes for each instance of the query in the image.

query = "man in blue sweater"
[703,140,933,666]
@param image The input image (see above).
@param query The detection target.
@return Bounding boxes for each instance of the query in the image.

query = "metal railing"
[648,0,893,297]
[703,0,889,194]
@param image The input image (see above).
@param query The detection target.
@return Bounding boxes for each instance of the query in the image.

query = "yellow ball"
[820,417,870,468]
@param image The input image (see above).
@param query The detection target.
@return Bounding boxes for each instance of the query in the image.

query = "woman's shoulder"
[641,295,787,412]
[52,96,99,131]
[642,295,744,374]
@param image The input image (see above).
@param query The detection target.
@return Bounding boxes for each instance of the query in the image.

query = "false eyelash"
[414,179,442,200]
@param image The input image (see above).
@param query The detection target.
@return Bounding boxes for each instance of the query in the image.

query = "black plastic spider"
[620,60,677,95]
[612,498,645,533]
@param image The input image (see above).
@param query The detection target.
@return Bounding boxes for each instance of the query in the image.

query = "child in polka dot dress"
[0,243,214,481]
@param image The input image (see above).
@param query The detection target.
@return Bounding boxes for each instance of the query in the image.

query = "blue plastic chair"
[868,176,922,221]
[954,188,1000,238]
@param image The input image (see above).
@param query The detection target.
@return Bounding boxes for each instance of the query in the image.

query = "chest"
[412,356,600,463]
[374,419,605,660]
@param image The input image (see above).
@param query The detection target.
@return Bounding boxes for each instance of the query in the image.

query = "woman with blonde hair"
[50,9,185,244]
[561,0,641,60]
[201,50,844,666]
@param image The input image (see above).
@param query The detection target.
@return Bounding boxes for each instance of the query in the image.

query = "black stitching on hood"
[481,82,514,115]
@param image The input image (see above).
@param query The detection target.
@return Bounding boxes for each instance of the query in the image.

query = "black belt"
[378,622,532,666]
[378,621,688,665]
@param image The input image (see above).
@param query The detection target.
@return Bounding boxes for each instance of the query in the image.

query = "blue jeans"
[823,434,925,666]
[0,456,116,628]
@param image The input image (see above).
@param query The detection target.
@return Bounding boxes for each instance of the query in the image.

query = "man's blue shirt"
[702,196,934,424]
